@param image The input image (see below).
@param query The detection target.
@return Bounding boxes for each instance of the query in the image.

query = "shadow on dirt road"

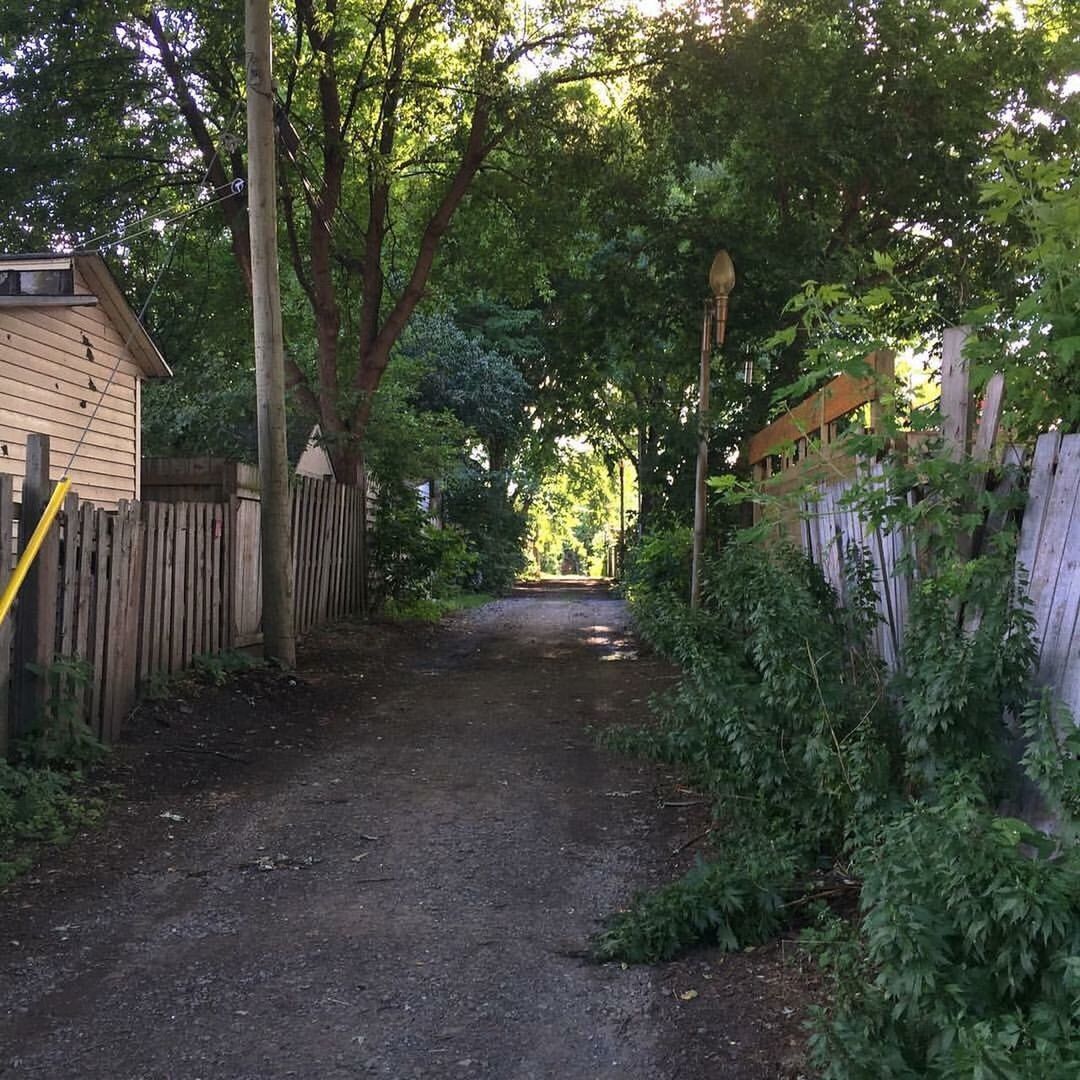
[0,580,816,1079]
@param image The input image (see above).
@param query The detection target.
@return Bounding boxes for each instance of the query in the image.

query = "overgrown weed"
[600,504,1080,1074]
[1,656,110,884]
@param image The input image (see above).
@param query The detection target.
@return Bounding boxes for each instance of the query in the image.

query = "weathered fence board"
[1,448,370,746]
[0,476,14,753]
[1018,433,1080,720]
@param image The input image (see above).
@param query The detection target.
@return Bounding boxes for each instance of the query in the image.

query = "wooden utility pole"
[245,0,296,666]
[690,307,713,609]
[690,250,735,609]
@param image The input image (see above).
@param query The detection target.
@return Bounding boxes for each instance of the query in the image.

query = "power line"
[63,103,245,478]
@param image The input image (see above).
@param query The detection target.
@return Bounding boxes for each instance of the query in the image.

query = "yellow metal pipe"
[0,476,72,628]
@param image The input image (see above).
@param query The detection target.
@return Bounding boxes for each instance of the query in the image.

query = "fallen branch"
[165,744,251,764]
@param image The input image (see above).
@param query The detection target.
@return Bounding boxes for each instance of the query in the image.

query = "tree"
[1,0,645,482]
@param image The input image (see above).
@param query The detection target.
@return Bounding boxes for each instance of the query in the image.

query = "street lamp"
[690,249,735,608]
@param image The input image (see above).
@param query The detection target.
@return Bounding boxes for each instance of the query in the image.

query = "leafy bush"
[19,656,105,769]
[1,655,108,884]
[609,534,891,849]
[442,461,526,595]
[594,835,801,963]
[599,508,1080,1073]
[369,481,478,606]
[619,526,692,605]
[807,776,1080,1078]
[0,760,107,883]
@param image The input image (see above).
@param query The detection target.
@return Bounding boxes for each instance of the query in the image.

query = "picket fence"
[0,456,370,751]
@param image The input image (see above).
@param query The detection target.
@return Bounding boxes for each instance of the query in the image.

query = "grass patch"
[381,593,494,623]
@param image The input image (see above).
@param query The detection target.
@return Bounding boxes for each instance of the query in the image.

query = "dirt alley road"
[0,580,813,1079]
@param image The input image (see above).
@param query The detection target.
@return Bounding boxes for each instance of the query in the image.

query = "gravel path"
[0,580,814,1079]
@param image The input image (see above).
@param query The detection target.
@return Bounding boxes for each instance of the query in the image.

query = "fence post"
[0,475,14,756]
[12,434,60,737]
[941,327,972,462]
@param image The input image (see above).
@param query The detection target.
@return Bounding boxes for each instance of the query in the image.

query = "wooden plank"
[116,502,144,735]
[57,492,80,661]
[170,504,188,674]
[1027,436,1080,665]
[868,350,896,437]
[296,480,310,634]
[233,495,263,648]
[289,483,302,628]
[183,502,197,667]
[940,326,971,462]
[210,504,224,654]
[102,504,126,738]
[1016,433,1061,588]
[972,372,1006,465]
[1036,435,1080,689]
[316,481,334,625]
[12,434,60,737]
[89,509,111,737]
[1040,494,1080,694]
[329,485,346,619]
[317,481,334,622]
[199,503,211,654]
[5,299,139,356]
[157,504,175,676]
[0,367,134,427]
[73,503,94,714]
[296,478,314,635]
[101,505,129,735]
[957,370,1007,561]
[296,480,311,634]
[0,474,14,755]
[746,351,894,466]
[0,402,136,453]
[986,443,1026,539]
[340,486,353,617]
[0,307,141,381]
[225,497,238,650]
[56,491,80,707]
[351,486,363,613]
[139,503,159,683]
[191,503,204,658]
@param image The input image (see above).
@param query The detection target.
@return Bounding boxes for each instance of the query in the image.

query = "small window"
[0,267,74,296]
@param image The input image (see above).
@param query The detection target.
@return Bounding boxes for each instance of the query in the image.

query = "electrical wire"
[63,102,245,478]
[76,179,246,253]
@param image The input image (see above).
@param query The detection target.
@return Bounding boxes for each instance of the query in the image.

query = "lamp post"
[690,249,735,609]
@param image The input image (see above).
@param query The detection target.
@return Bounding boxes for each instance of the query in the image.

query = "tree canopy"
[1,0,1076,537]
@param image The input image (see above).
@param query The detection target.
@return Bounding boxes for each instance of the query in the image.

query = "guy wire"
[63,101,245,478]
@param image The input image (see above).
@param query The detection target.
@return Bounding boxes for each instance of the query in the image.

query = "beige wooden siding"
[0,291,141,508]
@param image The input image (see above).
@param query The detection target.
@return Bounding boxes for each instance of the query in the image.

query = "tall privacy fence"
[1,441,372,752]
[746,328,1079,722]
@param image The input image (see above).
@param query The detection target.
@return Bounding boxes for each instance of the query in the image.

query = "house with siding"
[0,252,170,508]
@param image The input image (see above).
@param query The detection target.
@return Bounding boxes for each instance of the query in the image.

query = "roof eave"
[72,252,173,379]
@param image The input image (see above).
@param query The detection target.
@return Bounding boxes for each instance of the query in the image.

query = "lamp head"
[708,249,735,298]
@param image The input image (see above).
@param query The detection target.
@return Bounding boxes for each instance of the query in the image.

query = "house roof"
[0,251,171,378]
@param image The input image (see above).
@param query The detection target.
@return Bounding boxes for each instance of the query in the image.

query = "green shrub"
[594,834,801,963]
[807,776,1080,1078]
[1,656,108,883]
[599,517,1080,1074]
[619,526,692,604]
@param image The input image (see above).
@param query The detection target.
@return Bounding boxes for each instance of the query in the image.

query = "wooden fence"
[0,438,371,751]
[1018,432,1080,719]
[743,328,1079,721]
